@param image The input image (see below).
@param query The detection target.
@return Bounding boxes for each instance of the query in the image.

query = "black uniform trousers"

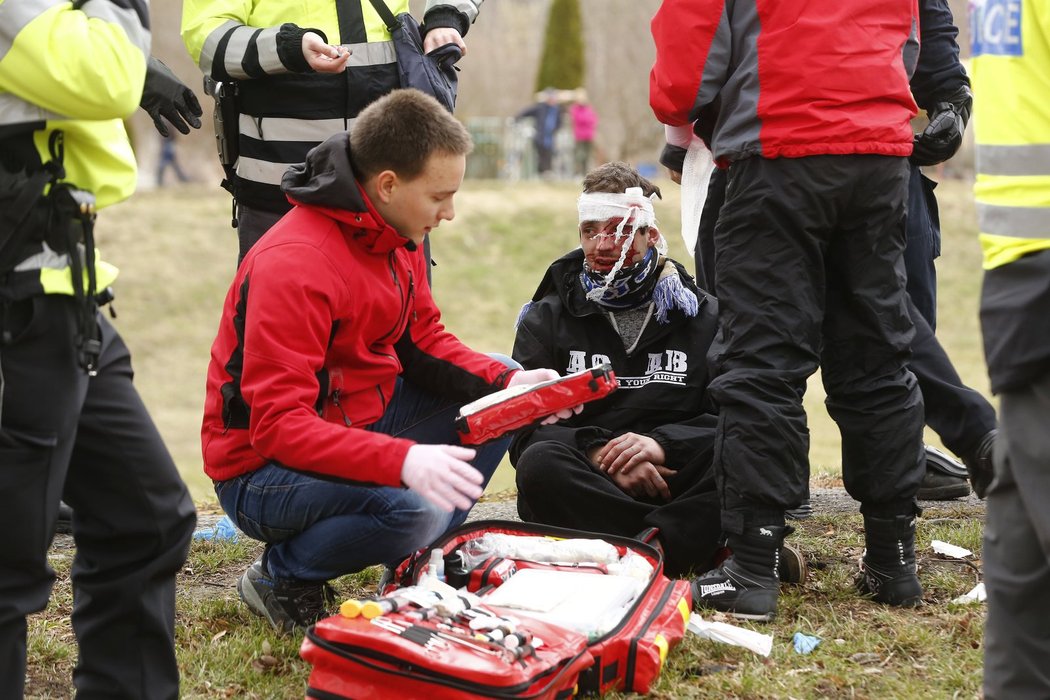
[706,155,925,533]
[902,165,997,459]
[983,372,1050,698]
[696,164,995,465]
[514,440,721,578]
[0,294,196,699]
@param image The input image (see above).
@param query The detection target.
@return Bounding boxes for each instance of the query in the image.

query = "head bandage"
[577,187,667,301]
[578,187,657,228]
[577,186,666,253]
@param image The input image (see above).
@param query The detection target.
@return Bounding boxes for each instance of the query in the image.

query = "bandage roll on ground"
[461,533,620,567]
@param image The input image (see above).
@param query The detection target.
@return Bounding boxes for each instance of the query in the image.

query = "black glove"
[911,85,972,167]
[964,429,997,500]
[141,57,203,137]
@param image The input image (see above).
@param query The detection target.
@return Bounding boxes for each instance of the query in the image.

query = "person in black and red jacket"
[651,0,926,621]
[668,0,997,507]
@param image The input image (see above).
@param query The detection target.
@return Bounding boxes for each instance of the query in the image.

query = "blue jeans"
[215,356,517,582]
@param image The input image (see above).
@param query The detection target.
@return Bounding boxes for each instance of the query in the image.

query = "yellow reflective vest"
[0,0,148,295]
[180,0,481,212]
[970,0,1050,270]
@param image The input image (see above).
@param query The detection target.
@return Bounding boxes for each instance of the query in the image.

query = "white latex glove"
[303,32,351,73]
[401,444,482,512]
[506,368,585,425]
[507,368,561,387]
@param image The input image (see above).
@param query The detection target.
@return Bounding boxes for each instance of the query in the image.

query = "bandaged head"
[577,187,668,305]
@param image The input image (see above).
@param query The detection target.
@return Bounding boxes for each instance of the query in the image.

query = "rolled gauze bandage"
[680,136,715,257]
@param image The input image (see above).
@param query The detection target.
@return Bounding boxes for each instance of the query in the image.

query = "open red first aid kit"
[301,521,691,698]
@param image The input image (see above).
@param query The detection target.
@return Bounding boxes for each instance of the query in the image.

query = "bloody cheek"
[622,248,640,266]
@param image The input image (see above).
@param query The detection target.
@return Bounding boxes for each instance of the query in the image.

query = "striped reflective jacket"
[0,0,147,296]
[181,0,481,213]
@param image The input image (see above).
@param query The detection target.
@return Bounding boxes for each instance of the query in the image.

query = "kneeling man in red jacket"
[201,89,569,633]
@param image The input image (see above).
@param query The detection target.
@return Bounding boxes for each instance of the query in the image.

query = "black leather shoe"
[918,470,970,500]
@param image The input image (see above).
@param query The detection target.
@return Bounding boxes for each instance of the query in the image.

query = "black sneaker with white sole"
[237,557,336,633]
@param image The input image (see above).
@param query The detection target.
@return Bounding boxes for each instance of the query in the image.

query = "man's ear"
[647,226,662,246]
[373,170,399,204]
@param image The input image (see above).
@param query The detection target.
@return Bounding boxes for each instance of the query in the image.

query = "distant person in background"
[516,88,563,177]
[156,133,191,187]
[969,0,1050,696]
[569,88,598,177]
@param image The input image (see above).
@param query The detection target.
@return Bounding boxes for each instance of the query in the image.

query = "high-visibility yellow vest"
[970,0,1050,270]
[0,0,146,294]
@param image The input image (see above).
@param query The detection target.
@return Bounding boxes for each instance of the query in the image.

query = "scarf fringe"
[653,269,699,323]
[514,301,533,330]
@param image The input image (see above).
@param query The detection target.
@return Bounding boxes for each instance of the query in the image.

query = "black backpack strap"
[366,0,399,32]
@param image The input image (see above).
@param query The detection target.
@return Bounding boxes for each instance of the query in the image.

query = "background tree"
[534,0,584,92]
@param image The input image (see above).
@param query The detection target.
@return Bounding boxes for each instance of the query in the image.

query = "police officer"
[181,0,484,263]
[970,0,1050,695]
[0,1,197,696]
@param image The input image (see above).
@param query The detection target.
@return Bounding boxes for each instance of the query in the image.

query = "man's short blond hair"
[351,89,473,181]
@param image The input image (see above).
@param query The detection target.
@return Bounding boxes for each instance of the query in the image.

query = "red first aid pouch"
[455,364,617,446]
[301,606,593,700]
[384,520,692,696]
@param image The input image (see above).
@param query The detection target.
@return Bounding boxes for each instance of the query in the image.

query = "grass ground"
[26,174,992,697]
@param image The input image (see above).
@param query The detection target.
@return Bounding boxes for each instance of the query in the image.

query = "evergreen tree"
[535,0,584,92]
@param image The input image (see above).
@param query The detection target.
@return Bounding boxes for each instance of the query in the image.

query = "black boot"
[856,514,923,607]
[691,525,791,621]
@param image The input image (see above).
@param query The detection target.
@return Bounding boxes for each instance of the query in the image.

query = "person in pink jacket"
[202,89,570,633]
[569,88,598,177]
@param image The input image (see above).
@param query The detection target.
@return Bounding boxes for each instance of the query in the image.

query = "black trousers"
[514,441,721,578]
[903,167,940,328]
[983,373,1050,698]
[707,155,925,532]
[235,203,284,265]
[696,166,995,463]
[0,295,196,699]
[911,306,997,458]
